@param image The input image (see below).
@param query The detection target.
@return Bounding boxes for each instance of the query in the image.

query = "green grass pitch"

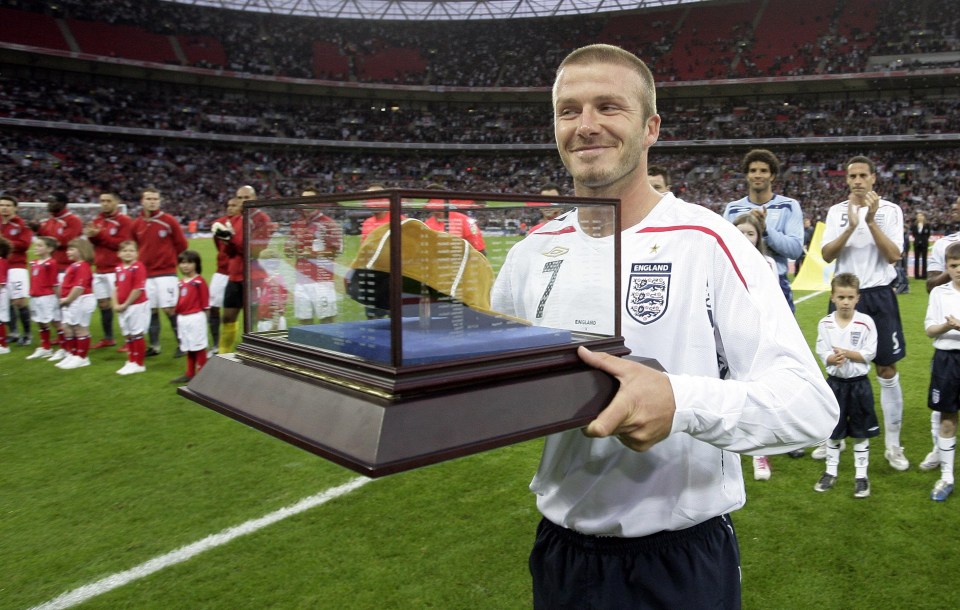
[2,251,957,608]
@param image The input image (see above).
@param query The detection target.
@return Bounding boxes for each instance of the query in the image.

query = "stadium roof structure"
[165,0,708,21]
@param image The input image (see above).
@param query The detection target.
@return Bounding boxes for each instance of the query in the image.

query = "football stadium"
[2,0,960,608]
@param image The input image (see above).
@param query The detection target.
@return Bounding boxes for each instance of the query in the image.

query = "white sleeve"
[815,319,832,367]
[821,205,841,246]
[860,316,878,364]
[929,240,946,273]
[925,289,943,332]
[667,233,839,455]
[881,202,904,255]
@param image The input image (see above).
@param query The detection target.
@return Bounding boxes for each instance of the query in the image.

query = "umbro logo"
[542,246,569,257]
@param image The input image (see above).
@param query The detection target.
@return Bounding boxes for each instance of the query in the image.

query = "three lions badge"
[627,262,670,324]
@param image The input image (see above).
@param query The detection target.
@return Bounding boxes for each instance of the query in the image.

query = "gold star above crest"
[650,243,660,254]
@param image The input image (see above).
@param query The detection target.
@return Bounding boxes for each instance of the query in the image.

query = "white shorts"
[61,293,96,327]
[208,272,229,308]
[0,285,8,322]
[294,282,337,320]
[177,310,208,352]
[147,276,178,309]
[93,272,116,300]
[7,267,29,300]
[119,301,151,337]
[256,316,288,332]
[30,294,61,324]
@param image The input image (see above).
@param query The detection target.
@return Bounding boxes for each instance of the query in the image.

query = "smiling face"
[118,243,138,264]
[553,61,659,194]
[746,161,774,196]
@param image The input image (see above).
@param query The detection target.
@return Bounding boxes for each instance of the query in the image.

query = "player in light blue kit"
[723,149,804,312]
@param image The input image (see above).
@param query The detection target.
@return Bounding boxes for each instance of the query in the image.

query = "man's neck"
[576,180,661,230]
[749,189,774,205]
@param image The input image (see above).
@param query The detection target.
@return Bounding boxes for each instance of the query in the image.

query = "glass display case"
[179,189,633,476]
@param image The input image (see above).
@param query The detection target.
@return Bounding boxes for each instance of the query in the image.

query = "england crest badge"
[626,262,670,324]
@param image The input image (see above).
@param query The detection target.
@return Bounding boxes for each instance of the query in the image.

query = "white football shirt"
[926,282,960,351]
[492,193,838,537]
[822,199,903,288]
[815,310,877,378]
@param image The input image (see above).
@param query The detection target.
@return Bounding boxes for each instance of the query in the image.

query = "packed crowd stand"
[2,130,959,232]
[2,0,960,86]
[4,76,960,145]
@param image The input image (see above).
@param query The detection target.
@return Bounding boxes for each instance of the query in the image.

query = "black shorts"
[223,280,244,309]
[828,282,905,366]
[928,349,960,414]
[827,375,880,439]
[530,515,741,609]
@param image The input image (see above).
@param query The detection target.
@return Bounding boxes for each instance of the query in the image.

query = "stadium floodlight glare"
[164,0,709,21]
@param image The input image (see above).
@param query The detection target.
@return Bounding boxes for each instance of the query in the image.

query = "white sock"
[938,434,956,485]
[878,373,903,448]
[826,439,842,476]
[931,411,942,453]
[853,438,869,479]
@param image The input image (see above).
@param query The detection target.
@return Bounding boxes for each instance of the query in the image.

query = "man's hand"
[750,207,767,221]
[579,346,676,452]
[846,199,861,229]
[864,191,880,224]
[83,222,99,238]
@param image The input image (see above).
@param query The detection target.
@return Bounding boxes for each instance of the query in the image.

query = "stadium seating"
[67,19,179,64]
[0,7,69,50]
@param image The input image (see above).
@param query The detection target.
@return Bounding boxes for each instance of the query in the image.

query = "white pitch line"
[30,476,372,610]
[794,290,825,304]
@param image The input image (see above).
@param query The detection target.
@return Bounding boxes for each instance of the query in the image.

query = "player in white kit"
[822,156,909,471]
[491,44,838,609]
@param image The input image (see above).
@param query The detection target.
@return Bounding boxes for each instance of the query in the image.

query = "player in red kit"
[423,186,486,255]
[214,185,275,354]
[171,250,209,384]
[25,236,60,360]
[84,192,133,349]
[55,239,96,369]
[255,271,289,332]
[131,188,188,357]
[112,241,149,375]
[0,236,10,354]
[358,184,403,241]
[207,197,239,353]
[288,190,342,324]
[0,195,34,346]
[35,192,84,273]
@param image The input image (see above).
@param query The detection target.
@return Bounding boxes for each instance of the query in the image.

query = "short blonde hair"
[554,44,657,122]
